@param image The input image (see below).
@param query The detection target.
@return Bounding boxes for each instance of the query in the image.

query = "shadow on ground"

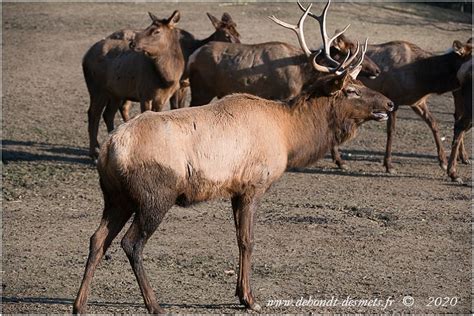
[2,296,241,311]
[2,140,92,165]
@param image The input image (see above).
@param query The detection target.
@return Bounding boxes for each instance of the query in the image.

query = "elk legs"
[231,192,261,312]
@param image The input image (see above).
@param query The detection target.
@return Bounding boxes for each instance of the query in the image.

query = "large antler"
[269,0,367,78]
[296,0,349,66]
[268,4,313,58]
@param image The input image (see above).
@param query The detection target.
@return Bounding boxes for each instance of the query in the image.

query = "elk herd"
[74,1,472,314]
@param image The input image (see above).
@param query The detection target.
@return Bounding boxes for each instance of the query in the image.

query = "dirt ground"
[2,2,472,314]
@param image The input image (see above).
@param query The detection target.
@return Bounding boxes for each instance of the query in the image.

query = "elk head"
[207,12,241,43]
[452,37,472,65]
[130,10,181,56]
[270,0,394,124]
[321,73,394,123]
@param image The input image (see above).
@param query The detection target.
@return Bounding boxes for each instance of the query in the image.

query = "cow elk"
[448,56,472,183]
[187,0,380,108]
[331,34,472,173]
[83,11,240,161]
[72,2,394,314]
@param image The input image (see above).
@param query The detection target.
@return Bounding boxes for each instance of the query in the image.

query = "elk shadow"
[2,295,241,311]
[290,149,444,180]
[2,139,92,165]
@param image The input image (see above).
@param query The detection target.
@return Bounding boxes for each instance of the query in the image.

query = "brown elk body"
[448,57,472,183]
[189,42,380,106]
[83,11,240,160]
[73,3,393,314]
[187,1,380,108]
[332,35,472,172]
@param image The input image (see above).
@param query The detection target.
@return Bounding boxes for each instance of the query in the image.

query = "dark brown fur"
[448,57,472,183]
[188,39,381,107]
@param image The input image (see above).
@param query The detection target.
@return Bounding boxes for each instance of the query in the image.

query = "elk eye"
[345,87,360,97]
[153,29,161,35]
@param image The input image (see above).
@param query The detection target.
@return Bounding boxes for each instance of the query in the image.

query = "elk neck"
[414,51,464,95]
[284,93,356,168]
[178,29,218,61]
[148,29,185,86]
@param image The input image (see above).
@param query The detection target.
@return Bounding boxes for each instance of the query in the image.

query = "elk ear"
[167,10,180,27]
[323,73,348,96]
[333,31,347,50]
[221,12,234,25]
[453,40,466,56]
[207,13,220,29]
[148,12,159,23]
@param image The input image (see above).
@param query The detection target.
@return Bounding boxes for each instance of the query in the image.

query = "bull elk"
[72,3,394,314]
[448,56,472,183]
[331,34,472,173]
[187,0,381,108]
[83,11,240,161]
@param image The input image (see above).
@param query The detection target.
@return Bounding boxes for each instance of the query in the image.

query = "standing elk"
[72,3,394,314]
[113,12,240,117]
[448,57,472,183]
[83,11,240,160]
[331,34,472,173]
[187,1,381,108]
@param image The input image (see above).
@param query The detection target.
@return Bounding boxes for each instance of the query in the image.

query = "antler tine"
[297,0,320,21]
[311,50,331,73]
[328,24,350,47]
[352,38,368,70]
[298,0,349,67]
[340,40,360,69]
[348,38,368,79]
[311,48,345,74]
[268,3,313,57]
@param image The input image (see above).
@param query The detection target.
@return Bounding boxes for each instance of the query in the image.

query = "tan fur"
[73,4,394,313]
[73,71,393,314]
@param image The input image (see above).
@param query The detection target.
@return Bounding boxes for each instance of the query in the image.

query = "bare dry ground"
[2,2,472,314]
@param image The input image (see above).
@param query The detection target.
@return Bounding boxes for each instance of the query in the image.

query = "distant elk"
[187,1,381,108]
[331,34,472,173]
[72,2,393,314]
[83,11,240,160]
[448,56,472,183]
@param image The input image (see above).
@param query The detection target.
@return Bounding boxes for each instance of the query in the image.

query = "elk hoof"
[89,150,100,165]
[338,164,350,171]
[386,168,397,175]
[246,303,261,312]
[452,177,463,184]
[462,159,471,165]
[72,305,85,315]
[149,305,166,315]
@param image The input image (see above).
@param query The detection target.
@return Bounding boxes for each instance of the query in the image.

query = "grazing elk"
[72,3,394,314]
[331,34,472,173]
[187,0,381,108]
[83,11,240,160]
[448,57,472,183]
